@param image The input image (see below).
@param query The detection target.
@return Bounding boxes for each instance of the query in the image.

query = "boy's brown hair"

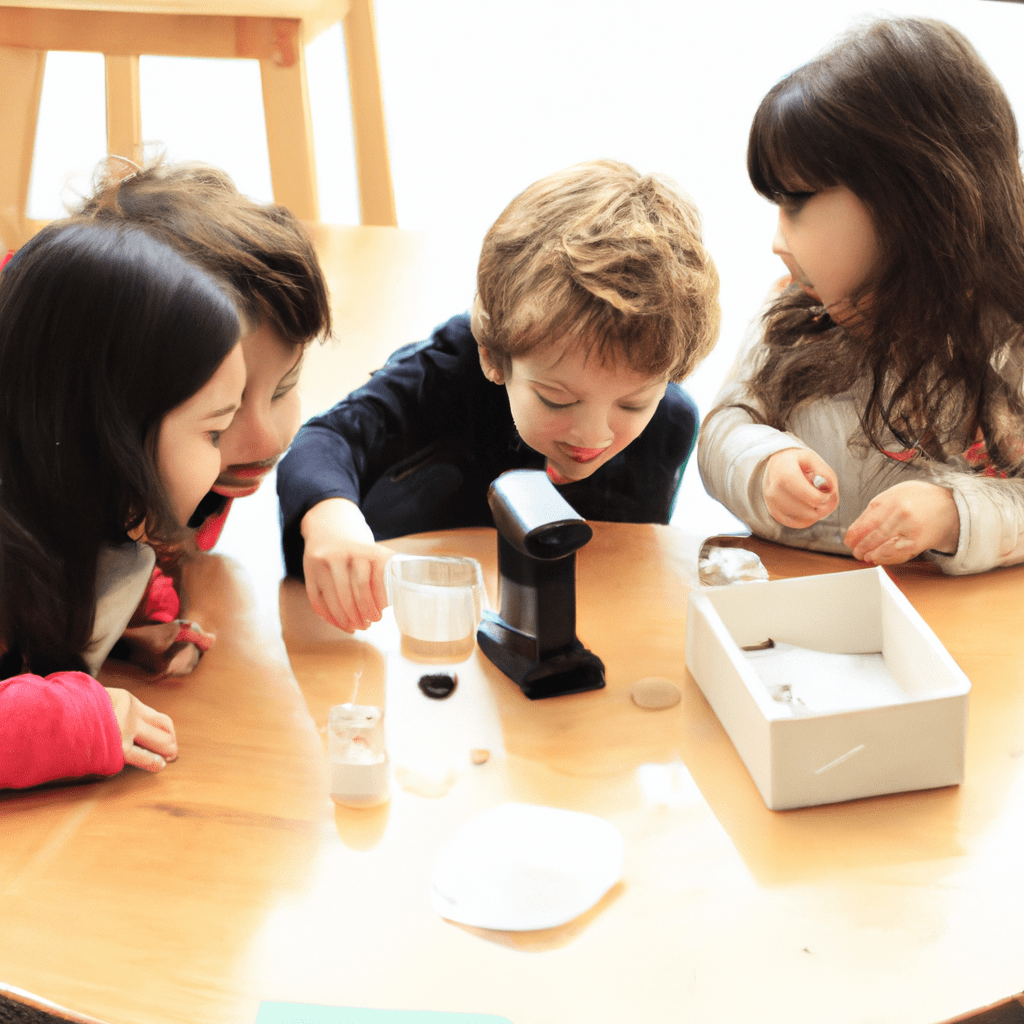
[75,158,331,347]
[471,159,719,381]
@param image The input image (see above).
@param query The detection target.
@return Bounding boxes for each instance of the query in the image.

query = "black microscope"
[476,469,605,700]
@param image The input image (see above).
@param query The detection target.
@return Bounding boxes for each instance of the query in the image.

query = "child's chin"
[545,461,589,486]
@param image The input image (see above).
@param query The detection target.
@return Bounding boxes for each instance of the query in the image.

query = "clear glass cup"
[386,555,486,664]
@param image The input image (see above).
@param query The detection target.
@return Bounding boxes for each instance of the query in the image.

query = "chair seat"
[0,0,394,252]
[5,0,350,40]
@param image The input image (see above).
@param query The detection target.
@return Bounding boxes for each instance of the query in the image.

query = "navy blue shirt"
[278,314,699,577]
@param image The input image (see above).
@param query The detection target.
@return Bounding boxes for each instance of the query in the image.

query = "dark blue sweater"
[277,314,698,577]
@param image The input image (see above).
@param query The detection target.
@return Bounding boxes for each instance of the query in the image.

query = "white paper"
[431,803,623,931]
[744,641,909,716]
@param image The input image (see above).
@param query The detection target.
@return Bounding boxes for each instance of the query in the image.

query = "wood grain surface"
[4,524,1024,1024]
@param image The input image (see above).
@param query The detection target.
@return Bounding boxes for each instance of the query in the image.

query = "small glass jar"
[328,703,390,808]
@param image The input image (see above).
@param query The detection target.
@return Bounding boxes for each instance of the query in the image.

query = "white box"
[685,567,970,810]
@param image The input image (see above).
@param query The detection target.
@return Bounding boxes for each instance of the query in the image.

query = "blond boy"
[277,159,720,631]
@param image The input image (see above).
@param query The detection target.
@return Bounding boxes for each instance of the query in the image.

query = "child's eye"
[208,430,222,448]
[272,381,297,402]
[777,190,816,212]
[536,393,575,410]
[619,403,651,413]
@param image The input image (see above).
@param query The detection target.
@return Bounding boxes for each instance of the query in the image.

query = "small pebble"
[393,763,458,798]
[418,673,457,699]
[470,749,490,765]
[631,677,681,711]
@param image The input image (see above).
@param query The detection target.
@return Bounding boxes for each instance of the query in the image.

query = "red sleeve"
[142,566,181,623]
[0,672,125,789]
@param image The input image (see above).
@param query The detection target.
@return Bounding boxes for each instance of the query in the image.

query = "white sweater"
[698,351,1024,576]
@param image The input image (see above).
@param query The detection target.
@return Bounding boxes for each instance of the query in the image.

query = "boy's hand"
[300,498,394,632]
[845,481,959,564]
[762,448,839,528]
[105,687,177,772]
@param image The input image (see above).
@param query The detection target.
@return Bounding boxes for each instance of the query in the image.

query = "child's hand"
[105,687,177,772]
[845,481,959,564]
[762,448,839,528]
[300,498,394,633]
[119,620,215,679]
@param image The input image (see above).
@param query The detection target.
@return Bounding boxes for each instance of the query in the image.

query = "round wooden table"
[2,524,1024,1024]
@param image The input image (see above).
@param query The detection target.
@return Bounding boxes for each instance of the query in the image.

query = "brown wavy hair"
[742,17,1024,470]
[75,158,331,347]
[471,159,720,382]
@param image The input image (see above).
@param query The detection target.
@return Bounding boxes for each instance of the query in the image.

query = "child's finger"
[349,558,383,625]
[307,577,352,633]
[132,716,177,763]
[857,534,918,565]
[328,567,373,632]
[370,559,390,614]
[847,512,911,561]
[124,746,168,772]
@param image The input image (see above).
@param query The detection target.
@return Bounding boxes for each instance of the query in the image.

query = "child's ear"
[477,345,505,385]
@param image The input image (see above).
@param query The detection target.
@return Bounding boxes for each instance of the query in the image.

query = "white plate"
[430,803,623,931]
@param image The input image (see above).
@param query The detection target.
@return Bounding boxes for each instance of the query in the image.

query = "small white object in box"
[685,566,970,810]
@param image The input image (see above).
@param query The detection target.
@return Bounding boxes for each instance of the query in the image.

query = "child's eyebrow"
[204,404,239,420]
[530,376,665,401]
[529,376,574,390]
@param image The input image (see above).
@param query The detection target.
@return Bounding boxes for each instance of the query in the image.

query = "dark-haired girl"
[699,16,1024,574]
[0,220,244,788]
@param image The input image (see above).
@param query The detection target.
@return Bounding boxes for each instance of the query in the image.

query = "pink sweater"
[0,671,124,789]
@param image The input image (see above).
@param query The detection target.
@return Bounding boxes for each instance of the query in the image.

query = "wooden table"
[3,525,1024,1024]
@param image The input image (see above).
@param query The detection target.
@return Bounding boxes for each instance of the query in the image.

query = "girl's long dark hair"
[743,17,1024,469]
[0,220,240,677]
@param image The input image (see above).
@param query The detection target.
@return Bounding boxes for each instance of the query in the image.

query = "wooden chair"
[0,0,396,252]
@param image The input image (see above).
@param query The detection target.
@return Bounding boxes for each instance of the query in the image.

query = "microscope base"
[477,611,606,700]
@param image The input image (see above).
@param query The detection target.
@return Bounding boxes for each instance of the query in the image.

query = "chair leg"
[104,53,143,166]
[260,18,319,221]
[0,44,46,250]
[344,0,396,227]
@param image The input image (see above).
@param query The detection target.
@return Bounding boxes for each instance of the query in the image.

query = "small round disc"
[631,677,681,710]
[418,673,457,699]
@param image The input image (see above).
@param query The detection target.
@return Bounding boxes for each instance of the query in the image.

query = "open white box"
[685,566,970,810]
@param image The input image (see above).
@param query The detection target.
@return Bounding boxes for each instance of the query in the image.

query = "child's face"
[772,185,880,320]
[211,323,304,498]
[493,340,668,486]
[157,344,246,526]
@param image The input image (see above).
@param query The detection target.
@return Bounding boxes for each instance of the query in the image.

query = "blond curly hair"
[471,159,719,382]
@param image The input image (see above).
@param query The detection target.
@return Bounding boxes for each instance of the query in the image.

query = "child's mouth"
[561,445,606,464]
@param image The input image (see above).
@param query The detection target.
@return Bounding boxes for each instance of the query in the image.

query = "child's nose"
[570,406,614,447]
[220,410,281,468]
[771,218,790,256]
